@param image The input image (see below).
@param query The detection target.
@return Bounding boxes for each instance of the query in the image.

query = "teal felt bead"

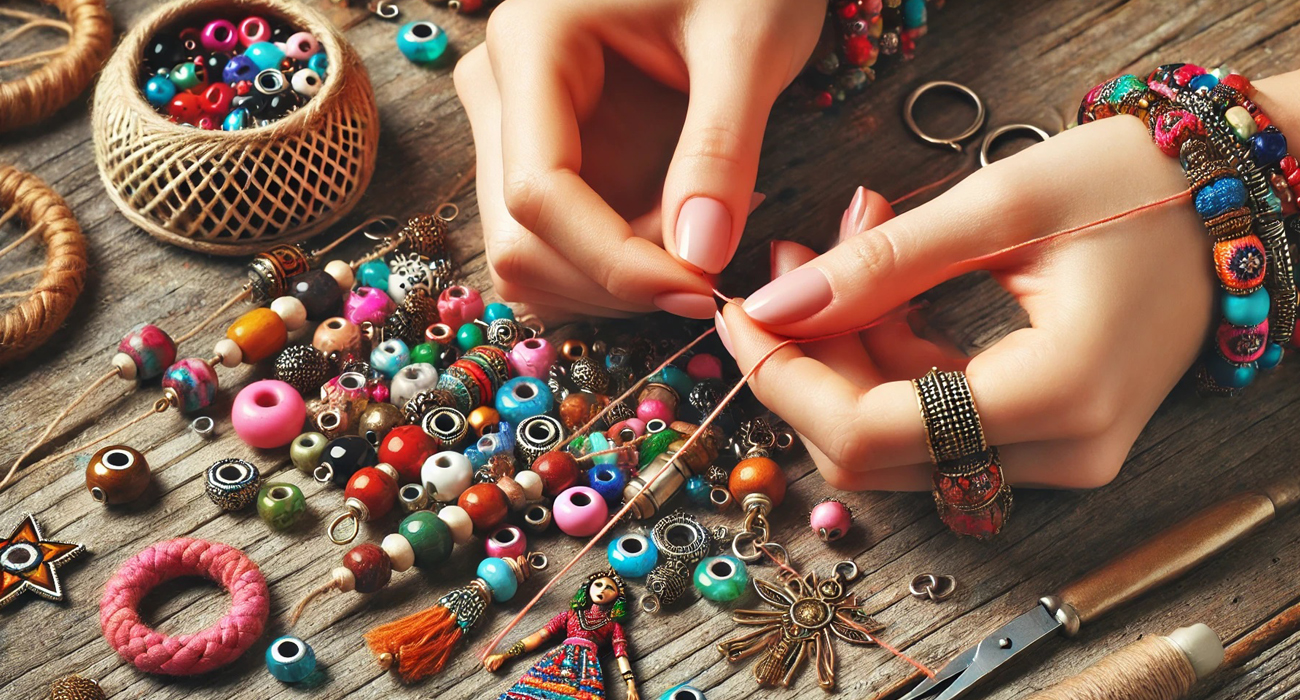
[1259,343,1284,370]
[608,533,658,578]
[145,75,177,107]
[694,555,748,602]
[496,376,554,425]
[457,323,486,352]
[396,21,448,64]
[477,556,518,601]
[1206,355,1257,389]
[651,366,694,399]
[901,0,927,28]
[245,42,286,71]
[356,259,390,290]
[1222,287,1270,326]
[266,635,316,683]
[307,52,329,78]
[483,302,515,322]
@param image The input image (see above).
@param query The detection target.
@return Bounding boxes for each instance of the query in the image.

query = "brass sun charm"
[718,562,882,692]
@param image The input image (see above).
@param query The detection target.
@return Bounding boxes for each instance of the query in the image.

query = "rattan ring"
[0,165,88,367]
[0,0,113,133]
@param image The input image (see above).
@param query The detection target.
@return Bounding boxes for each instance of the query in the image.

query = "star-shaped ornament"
[0,514,85,608]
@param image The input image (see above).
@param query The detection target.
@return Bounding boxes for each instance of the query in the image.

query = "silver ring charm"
[979,123,1051,168]
[189,416,215,439]
[903,81,987,153]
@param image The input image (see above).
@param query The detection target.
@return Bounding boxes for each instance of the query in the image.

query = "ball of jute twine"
[0,165,88,367]
[0,0,112,133]
[92,0,379,256]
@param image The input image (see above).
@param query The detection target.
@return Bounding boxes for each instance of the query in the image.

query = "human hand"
[716,115,1214,491]
[454,0,825,319]
[483,653,508,673]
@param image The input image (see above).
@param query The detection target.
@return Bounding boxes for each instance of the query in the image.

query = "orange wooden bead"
[467,406,501,436]
[313,316,362,357]
[227,307,287,364]
[457,482,510,534]
[729,456,786,508]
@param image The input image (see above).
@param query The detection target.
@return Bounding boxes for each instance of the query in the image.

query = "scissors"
[902,80,1052,166]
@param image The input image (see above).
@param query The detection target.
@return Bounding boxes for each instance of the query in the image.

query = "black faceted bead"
[290,270,343,321]
[315,436,377,486]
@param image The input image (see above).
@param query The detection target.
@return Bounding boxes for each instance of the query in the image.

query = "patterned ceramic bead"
[508,337,556,379]
[257,482,306,529]
[495,377,554,425]
[608,533,658,578]
[390,363,438,408]
[398,510,454,567]
[485,525,527,559]
[226,308,288,364]
[85,445,151,505]
[162,358,219,412]
[371,339,411,378]
[344,287,395,326]
[437,285,484,330]
[515,414,564,464]
[1217,319,1269,363]
[205,458,261,510]
[693,555,748,602]
[343,543,392,593]
[231,380,306,449]
[553,486,608,537]
[396,21,449,63]
[476,557,518,601]
[266,636,316,683]
[116,323,177,380]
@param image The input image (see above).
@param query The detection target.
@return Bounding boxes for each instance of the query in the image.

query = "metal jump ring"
[909,573,957,601]
[328,509,360,545]
[732,531,762,563]
[979,123,1052,168]
[903,81,987,153]
[437,203,460,221]
[369,0,399,19]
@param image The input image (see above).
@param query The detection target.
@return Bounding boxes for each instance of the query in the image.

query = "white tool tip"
[1167,623,1224,680]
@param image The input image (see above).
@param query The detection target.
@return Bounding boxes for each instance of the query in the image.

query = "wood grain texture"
[3,0,1300,698]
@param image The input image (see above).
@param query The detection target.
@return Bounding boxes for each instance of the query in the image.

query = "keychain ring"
[903,81,987,153]
[979,123,1052,167]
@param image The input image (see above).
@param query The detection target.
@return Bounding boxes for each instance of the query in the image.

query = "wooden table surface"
[3,0,1300,698]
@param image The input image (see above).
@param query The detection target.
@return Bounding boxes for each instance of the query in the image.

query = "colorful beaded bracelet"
[805,0,934,110]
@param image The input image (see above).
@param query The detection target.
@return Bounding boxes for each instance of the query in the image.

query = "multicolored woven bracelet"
[805,0,936,110]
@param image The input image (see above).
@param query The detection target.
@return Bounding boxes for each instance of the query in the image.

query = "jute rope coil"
[0,0,112,133]
[92,0,379,255]
[0,165,87,367]
[1024,636,1197,700]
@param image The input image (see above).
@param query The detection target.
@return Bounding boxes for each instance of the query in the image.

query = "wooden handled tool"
[1024,625,1223,700]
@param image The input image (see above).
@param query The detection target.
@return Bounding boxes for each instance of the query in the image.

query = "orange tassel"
[365,605,464,682]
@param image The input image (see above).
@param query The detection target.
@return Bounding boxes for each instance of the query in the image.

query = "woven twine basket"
[91,0,379,255]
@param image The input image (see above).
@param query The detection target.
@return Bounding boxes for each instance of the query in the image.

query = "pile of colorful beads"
[140,15,328,130]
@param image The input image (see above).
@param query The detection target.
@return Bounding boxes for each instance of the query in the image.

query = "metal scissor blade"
[897,604,1062,700]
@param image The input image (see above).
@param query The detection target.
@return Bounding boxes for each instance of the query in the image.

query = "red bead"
[1254,112,1272,130]
[1221,72,1253,95]
[195,115,216,130]
[345,467,398,520]
[814,91,835,109]
[455,0,484,11]
[457,482,510,534]
[842,35,876,66]
[199,82,234,115]
[1172,64,1205,87]
[836,1,859,19]
[379,425,439,484]
[234,80,252,96]
[167,93,203,123]
[343,543,392,593]
[729,457,787,508]
[531,451,580,498]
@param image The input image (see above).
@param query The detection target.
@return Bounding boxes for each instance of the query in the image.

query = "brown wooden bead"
[559,392,609,432]
[85,445,151,505]
[531,451,580,498]
[670,422,722,471]
[343,543,392,594]
[729,456,786,508]
[468,406,501,436]
[457,482,510,534]
[226,307,288,364]
[313,317,362,357]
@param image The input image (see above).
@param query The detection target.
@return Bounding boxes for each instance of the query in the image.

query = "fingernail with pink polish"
[676,197,732,273]
[841,186,867,241]
[653,292,716,320]
[715,311,734,356]
[742,267,833,325]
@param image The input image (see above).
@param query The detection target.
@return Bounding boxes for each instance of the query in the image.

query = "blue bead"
[144,75,177,107]
[496,376,554,425]
[223,55,260,83]
[222,107,251,131]
[266,635,317,683]
[477,557,518,601]
[1189,73,1219,92]
[307,52,329,78]
[483,303,515,322]
[651,366,694,399]
[1259,343,1284,370]
[587,464,626,506]
[1194,177,1247,218]
[245,42,286,71]
[356,259,390,290]
[901,0,927,29]
[396,21,448,64]
[587,431,616,468]
[608,533,659,578]
[659,685,707,700]
[1251,129,1288,165]
[371,338,411,378]
[474,425,515,459]
[1222,287,1271,326]
[685,475,712,507]
[693,555,749,602]
[1206,355,1257,389]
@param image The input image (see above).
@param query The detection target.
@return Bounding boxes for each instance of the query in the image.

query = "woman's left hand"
[716,115,1215,491]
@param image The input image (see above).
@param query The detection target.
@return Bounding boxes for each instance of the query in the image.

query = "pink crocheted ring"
[100,537,269,675]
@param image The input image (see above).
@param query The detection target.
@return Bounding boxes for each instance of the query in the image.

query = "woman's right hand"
[482,653,508,673]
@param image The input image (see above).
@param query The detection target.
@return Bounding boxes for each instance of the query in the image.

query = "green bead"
[456,323,486,352]
[398,511,453,568]
[694,555,748,602]
[257,483,306,530]
[169,62,202,90]
[410,342,436,365]
[1225,106,1258,142]
[290,432,328,473]
[638,428,682,468]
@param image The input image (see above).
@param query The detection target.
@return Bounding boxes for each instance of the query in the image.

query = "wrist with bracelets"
[805,0,935,110]
[1079,67,1296,395]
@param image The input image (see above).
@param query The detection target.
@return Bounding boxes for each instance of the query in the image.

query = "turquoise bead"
[477,557,518,601]
[457,323,486,352]
[356,259,390,290]
[266,635,316,683]
[307,52,329,78]
[587,464,626,506]
[1206,355,1257,389]
[1259,343,1284,370]
[222,107,251,131]
[659,685,707,700]
[145,75,177,107]
[483,303,515,322]
[245,42,286,71]
[651,366,693,399]
[496,376,553,425]
[396,21,448,64]
[694,555,749,602]
[587,431,617,468]
[901,0,927,29]
[685,475,712,507]
[608,533,658,578]
[371,338,411,378]
[1222,288,1270,326]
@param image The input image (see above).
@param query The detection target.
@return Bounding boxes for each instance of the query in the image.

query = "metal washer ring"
[903,81,987,153]
[979,123,1052,168]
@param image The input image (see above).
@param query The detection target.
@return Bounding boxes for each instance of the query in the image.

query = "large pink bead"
[344,287,395,327]
[232,380,307,448]
[118,323,177,380]
[636,398,674,425]
[810,499,853,541]
[162,358,219,413]
[508,337,557,378]
[686,353,724,381]
[485,524,528,559]
[201,19,239,52]
[553,486,608,537]
[282,31,320,60]
[437,285,485,331]
[607,418,647,441]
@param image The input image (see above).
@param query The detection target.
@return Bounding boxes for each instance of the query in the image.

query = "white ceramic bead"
[213,338,243,367]
[381,533,415,573]
[422,451,473,502]
[112,352,137,381]
[291,68,322,97]
[331,566,356,592]
[514,469,543,501]
[437,504,474,545]
[389,362,438,407]
[324,260,355,292]
[270,296,308,331]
